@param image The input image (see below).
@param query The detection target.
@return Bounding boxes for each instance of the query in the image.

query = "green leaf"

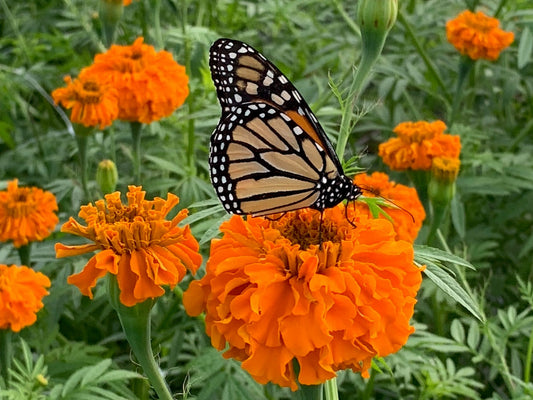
[518,26,533,69]
[414,245,475,270]
[422,262,484,322]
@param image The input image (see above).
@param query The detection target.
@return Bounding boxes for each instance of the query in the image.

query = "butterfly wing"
[209,38,342,171]
[210,102,340,215]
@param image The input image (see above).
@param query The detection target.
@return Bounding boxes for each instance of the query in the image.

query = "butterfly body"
[209,38,362,216]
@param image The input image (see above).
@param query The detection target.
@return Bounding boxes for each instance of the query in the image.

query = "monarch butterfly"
[209,38,362,216]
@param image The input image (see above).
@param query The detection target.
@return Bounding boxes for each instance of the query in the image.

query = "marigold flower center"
[274,210,345,250]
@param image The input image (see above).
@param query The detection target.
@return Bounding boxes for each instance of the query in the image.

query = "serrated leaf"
[450,319,465,343]
[423,262,484,322]
[467,320,480,350]
[94,370,142,384]
[81,359,112,386]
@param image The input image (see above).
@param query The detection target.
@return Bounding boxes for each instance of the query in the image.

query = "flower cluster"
[183,206,422,390]
[55,186,202,306]
[52,37,188,128]
[378,120,461,171]
[0,264,51,332]
[352,172,426,242]
[0,179,58,248]
[446,10,514,61]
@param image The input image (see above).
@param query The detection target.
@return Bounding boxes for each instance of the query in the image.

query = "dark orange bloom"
[55,186,202,307]
[0,264,51,332]
[84,37,189,124]
[51,70,119,129]
[183,206,422,390]
[0,179,58,248]
[378,120,461,171]
[446,10,514,61]
[352,172,426,242]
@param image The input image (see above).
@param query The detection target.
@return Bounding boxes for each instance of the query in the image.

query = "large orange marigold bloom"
[55,186,202,307]
[0,179,58,248]
[446,10,514,61]
[183,206,422,390]
[378,120,461,171]
[84,37,189,124]
[0,264,51,332]
[352,172,425,242]
[52,70,119,130]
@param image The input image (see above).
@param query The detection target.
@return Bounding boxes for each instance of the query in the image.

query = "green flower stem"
[493,0,510,18]
[406,170,430,213]
[397,11,451,104]
[324,378,339,400]
[0,329,12,384]
[17,243,31,266]
[107,276,173,400]
[426,202,449,246]
[75,134,90,200]
[99,0,123,47]
[130,122,143,184]
[525,323,533,383]
[449,57,474,129]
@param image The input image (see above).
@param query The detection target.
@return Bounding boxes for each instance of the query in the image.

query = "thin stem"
[324,377,339,400]
[130,122,143,184]
[17,244,31,267]
[397,11,451,104]
[0,329,11,385]
[153,0,163,49]
[493,0,509,18]
[75,134,90,201]
[361,368,376,400]
[449,57,474,129]
[525,324,533,383]
[107,277,173,400]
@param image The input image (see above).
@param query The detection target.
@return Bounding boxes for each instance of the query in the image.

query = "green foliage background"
[1,0,533,399]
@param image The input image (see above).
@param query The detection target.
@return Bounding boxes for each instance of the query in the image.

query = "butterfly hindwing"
[210,102,341,216]
[209,38,342,170]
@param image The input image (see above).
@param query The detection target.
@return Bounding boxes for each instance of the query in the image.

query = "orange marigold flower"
[51,70,119,130]
[0,264,51,332]
[446,10,514,61]
[183,206,422,390]
[84,37,189,124]
[0,179,58,248]
[352,172,426,242]
[55,186,202,307]
[378,120,461,171]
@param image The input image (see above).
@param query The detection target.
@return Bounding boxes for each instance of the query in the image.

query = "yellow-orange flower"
[0,264,51,332]
[52,70,119,130]
[55,186,202,307]
[183,206,422,390]
[378,120,461,171]
[0,179,58,248]
[446,10,514,61]
[352,172,426,242]
[84,37,189,124]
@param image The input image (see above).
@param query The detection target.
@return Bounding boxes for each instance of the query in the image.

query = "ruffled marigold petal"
[0,179,58,247]
[446,10,514,61]
[0,264,51,332]
[183,208,423,389]
[57,186,202,306]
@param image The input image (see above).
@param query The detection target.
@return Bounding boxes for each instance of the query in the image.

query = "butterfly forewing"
[209,38,341,169]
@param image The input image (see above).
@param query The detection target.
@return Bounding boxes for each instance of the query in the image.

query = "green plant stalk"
[75,134,90,200]
[426,203,449,246]
[130,122,143,184]
[397,11,451,104]
[324,378,339,400]
[107,276,173,400]
[525,324,533,383]
[17,244,31,267]
[406,170,430,213]
[493,0,510,18]
[153,0,163,49]
[335,26,385,161]
[294,384,323,400]
[449,57,474,129]
[361,368,376,400]
[0,329,12,385]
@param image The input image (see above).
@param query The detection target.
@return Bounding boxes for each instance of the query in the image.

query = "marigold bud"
[357,0,398,36]
[99,0,124,46]
[96,159,118,194]
[428,157,460,206]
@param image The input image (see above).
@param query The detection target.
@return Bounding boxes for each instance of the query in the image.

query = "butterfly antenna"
[345,201,357,228]
[358,184,415,223]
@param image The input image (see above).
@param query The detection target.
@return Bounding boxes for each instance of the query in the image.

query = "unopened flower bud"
[428,157,460,206]
[96,159,118,194]
[99,0,124,46]
[356,0,398,37]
